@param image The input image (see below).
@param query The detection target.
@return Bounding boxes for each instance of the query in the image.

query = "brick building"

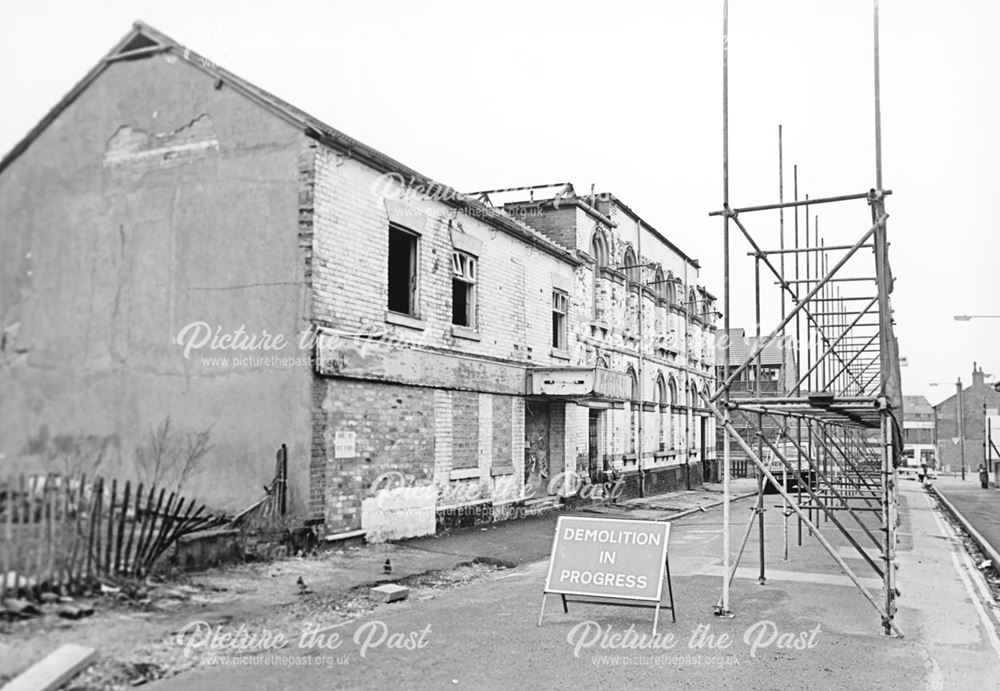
[487,185,719,495]
[933,363,1000,474]
[713,329,798,472]
[901,395,934,446]
[714,329,798,396]
[0,23,717,538]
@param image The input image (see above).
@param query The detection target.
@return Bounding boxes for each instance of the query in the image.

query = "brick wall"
[316,379,436,530]
[452,391,480,469]
[935,375,1000,472]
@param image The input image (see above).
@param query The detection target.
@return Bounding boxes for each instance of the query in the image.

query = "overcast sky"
[1,0,997,407]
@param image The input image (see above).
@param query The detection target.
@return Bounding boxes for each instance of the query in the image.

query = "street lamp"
[954,314,1000,321]
[929,379,966,480]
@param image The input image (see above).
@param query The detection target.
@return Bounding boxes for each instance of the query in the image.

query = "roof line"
[598,194,700,269]
[0,21,580,266]
[0,25,151,176]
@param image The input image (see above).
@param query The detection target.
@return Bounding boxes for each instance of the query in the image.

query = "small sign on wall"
[334,431,357,459]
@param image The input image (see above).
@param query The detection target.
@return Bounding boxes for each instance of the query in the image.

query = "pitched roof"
[716,328,790,367]
[0,22,579,265]
[902,395,932,414]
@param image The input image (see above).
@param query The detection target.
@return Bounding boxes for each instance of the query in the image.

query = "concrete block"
[371,583,409,603]
[4,643,97,691]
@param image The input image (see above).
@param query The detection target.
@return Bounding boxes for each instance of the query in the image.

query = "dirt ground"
[0,543,503,689]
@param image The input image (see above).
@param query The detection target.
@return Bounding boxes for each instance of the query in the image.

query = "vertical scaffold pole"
[793,165,802,546]
[755,254,765,584]
[719,0,733,618]
[778,125,789,559]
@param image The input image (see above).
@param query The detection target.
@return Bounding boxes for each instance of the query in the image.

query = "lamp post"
[930,379,966,480]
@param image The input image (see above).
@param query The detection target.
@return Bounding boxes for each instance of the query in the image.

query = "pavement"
[145,479,1000,690]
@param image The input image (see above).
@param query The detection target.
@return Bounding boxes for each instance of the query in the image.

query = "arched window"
[655,374,668,452]
[591,230,609,267]
[622,247,639,332]
[626,366,639,455]
[666,276,676,305]
[595,355,609,369]
[688,288,697,315]
[591,229,609,321]
[654,267,666,300]
[622,247,639,284]
[668,376,678,450]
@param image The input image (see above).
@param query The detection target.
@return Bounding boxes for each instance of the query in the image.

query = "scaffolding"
[708,0,904,636]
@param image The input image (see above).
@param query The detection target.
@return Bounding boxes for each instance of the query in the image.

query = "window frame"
[387,224,420,318]
[551,289,569,350]
[451,249,478,329]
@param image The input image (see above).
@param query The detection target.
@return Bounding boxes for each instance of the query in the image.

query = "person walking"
[979,463,990,489]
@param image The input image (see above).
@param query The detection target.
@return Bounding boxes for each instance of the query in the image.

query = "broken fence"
[0,474,221,600]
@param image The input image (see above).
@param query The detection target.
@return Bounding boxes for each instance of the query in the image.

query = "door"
[589,410,601,483]
[700,416,709,483]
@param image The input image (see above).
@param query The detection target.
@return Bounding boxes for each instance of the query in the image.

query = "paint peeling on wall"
[104,113,219,166]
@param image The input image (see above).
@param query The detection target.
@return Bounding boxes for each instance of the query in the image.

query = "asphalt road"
[933,477,1000,558]
[150,482,1000,690]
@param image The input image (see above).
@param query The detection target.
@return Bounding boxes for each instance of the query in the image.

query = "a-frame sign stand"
[537,516,675,635]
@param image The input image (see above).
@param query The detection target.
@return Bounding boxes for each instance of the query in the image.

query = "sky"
[1,0,997,407]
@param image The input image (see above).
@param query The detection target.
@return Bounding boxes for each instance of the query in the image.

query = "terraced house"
[0,22,717,540]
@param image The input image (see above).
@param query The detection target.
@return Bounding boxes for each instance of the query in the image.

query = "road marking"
[958,546,996,609]
[927,493,1000,660]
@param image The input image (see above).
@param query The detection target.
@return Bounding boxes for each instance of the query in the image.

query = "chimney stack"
[973,362,985,388]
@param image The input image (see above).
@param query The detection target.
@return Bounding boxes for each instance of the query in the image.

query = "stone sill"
[449,467,480,480]
[451,325,481,341]
[490,466,515,477]
[550,347,570,361]
[385,310,425,331]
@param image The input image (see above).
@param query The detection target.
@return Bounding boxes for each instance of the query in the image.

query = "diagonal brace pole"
[702,393,900,635]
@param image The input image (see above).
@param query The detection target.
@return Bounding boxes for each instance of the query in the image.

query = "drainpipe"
[637,218,645,497]
[684,260,691,483]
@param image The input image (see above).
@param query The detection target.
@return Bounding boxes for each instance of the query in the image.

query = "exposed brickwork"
[511,196,720,483]
[452,391,480,470]
[317,378,435,531]
[304,141,721,524]
[433,389,452,483]
[492,395,512,468]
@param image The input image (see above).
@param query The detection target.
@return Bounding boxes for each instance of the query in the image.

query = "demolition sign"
[543,516,670,601]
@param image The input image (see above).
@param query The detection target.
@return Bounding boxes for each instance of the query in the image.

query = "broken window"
[452,251,477,328]
[388,225,418,316]
[552,290,569,350]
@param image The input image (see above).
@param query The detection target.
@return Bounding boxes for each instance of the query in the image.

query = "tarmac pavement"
[151,480,1000,690]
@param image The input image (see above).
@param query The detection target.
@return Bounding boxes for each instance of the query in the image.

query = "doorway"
[700,416,709,483]
[588,410,602,483]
